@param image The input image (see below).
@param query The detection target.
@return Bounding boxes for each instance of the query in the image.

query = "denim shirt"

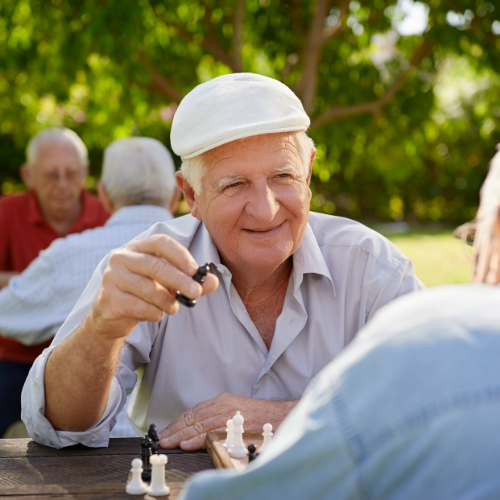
[181,284,500,500]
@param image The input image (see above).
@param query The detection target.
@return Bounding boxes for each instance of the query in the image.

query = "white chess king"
[228,411,247,459]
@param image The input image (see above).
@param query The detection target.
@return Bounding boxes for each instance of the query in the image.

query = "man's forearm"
[0,271,19,288]
[44,313,124,432]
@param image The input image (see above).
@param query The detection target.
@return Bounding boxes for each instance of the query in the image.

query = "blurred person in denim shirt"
[180,148,500,500]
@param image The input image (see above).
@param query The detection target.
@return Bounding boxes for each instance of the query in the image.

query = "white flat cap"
[171,73,310,159]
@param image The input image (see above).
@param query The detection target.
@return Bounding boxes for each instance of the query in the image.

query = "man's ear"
[20,164,34,189]
[168,186,182,215]
[306,149,316,185]
[97,181,115,214]
[175,171,201,220]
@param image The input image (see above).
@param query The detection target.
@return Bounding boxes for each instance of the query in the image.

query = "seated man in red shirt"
[0,128,109,437]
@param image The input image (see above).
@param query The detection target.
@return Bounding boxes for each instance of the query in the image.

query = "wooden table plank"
[0,439,198,459]
[0,438,214,500]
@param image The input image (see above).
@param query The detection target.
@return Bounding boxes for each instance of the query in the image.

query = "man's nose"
[246,184,280,222]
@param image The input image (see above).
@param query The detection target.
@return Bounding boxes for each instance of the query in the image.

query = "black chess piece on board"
[141,435,153,481]
[247,443,258,462]
[176,263,211,307]
[148,423,159,454]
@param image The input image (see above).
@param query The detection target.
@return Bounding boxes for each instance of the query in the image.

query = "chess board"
[206,431,263,472]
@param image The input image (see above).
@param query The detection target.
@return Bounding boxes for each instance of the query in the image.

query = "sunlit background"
[1,0,499,286]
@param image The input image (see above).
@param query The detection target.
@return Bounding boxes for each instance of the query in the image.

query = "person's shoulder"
[0,191,30,208]
[81,190,110,225]
[365,283,500,339]
[131,214,201,246]
[308,211,408,270]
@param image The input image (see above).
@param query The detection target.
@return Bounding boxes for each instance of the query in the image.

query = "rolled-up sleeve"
[20,253,157,449]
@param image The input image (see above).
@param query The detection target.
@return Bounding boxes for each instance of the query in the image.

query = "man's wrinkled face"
[194,133,313,273]
[30,141,87,218]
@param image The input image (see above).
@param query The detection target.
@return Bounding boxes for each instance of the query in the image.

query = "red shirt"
[0,190,109,363]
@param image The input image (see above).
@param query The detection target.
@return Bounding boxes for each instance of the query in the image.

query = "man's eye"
[277,173,291,179]
[227,182,242,189]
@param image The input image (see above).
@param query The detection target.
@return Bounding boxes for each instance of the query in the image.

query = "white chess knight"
[223,419,234,450]
[147,454,170,497]
[261,423,273,452]
[126,458,148,495]
[228,411,247,458]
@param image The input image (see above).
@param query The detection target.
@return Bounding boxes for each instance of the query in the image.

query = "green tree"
[1,0,499,222]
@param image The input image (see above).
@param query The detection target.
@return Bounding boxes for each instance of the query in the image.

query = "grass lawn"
[379,229,473,288]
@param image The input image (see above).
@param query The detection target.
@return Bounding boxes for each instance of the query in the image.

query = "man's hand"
[90,234,219,340]
[158,393,298,451]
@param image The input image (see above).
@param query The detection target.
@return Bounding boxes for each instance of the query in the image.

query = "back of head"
[26,128,88,167]
[101,137,176,208]
[474,145,500,283]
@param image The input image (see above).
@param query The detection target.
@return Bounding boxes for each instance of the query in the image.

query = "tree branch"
[137,53,185,103]
[310,39,434,129]
[232,0,245,72]
[293,0,350,114]
[201,7,235,69]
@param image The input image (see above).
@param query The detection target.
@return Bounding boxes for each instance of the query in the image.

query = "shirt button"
[265,369,271,375]
[92,438,95,442]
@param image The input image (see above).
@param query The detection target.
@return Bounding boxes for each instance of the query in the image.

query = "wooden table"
[0,438,215,500]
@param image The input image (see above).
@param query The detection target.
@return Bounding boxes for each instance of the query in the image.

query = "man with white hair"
[179,147,500,500]
[23,73,424,450]
[1,137,179,437]
[0,128,108,437]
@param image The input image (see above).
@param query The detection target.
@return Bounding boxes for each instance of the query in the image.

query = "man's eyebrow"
[215,175,244,190]
[272,164,298,173]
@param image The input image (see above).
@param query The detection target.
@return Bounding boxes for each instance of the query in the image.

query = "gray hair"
[101,137,176,208]
[26,128,88,167]
[181,131,315,195]
[474,145,500,283]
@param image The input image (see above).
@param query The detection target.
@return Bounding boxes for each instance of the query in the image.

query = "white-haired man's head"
[474,145,500,284]
[26,128,88,168]
[180,131,315,195]
[100,137,177,210]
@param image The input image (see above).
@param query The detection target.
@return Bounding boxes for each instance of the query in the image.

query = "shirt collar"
[188,220,336,296]
[292,223,336,296]
[106,205,173,226]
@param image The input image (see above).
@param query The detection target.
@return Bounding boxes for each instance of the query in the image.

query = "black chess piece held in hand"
[141,435,153,481]
[176,263,211,308]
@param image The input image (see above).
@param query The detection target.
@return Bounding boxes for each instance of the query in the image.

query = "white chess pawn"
[228,411,247,458]
[223,419,234,450]
[261,423,273,452]
[147,454,170,497]
[126,458,148,495]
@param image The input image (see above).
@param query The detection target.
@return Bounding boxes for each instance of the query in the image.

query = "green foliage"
[0,0,499,222]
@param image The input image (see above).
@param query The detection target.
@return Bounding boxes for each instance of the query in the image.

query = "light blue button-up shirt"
[1,205,172,437]
[22,212,424,448]
[180,284,500,500]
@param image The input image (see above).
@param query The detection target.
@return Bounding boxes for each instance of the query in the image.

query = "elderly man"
[0,128,108,437]
[1,137,179,437]
[180,147,500,500]
[23,73,423,450]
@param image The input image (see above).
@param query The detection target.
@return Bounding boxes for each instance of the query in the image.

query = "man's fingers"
[159,414,225,448]
[134,234,198,276]
[109,266,181,315]
[97,288,166,324]
[180,433,207,451]
[201,273,219,296]
[112,250,202,300]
